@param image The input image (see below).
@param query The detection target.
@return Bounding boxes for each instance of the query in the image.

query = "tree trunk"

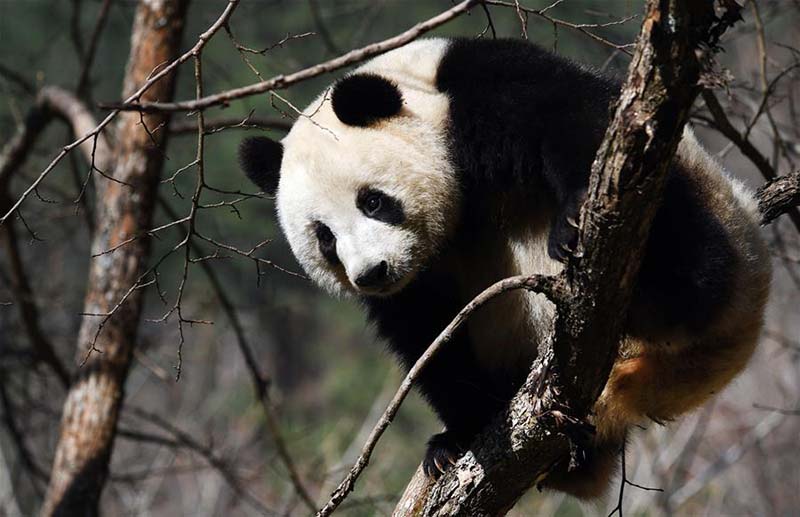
[40,1,189,515]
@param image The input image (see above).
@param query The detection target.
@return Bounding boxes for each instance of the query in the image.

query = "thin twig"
[485,0,637,54]
[169,113,292,135]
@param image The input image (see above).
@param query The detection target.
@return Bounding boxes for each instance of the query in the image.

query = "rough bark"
[393,1,731,514]
[39,1,189,515]
[758,171,800,226]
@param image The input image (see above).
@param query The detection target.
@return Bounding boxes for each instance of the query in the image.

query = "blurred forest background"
[0,1,799,515]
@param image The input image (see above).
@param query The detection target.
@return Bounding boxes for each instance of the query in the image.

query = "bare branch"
[169,114,292,135]
[39,86,113,169]
[485,0,637,54]
[40,1,192,514]
[123,407,278,516]
[157,199,315,511]
[0,0,241,225]
[105,0,478,113]
[0,89,95,387]
[758,170,800,225]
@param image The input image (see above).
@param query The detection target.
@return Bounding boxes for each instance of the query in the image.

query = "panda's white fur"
[241,37,771,498]
[278,39,456,297]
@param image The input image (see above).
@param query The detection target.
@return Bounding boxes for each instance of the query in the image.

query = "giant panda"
[238,38,771,498]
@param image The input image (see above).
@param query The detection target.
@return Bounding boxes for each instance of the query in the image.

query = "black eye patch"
[314,221,340,265]
[356,187,405,225]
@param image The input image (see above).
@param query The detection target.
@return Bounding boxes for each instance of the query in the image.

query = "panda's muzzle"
[354,260,390,290]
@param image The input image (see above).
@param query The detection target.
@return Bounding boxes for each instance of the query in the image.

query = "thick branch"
[393,1,729,514]
[758,171,800,226]
[0,84,107,191]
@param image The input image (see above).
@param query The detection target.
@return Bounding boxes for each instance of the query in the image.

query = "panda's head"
[239,49,458,298]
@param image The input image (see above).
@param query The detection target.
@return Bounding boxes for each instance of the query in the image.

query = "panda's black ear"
[331,73,403,127]
[239,136,283,196]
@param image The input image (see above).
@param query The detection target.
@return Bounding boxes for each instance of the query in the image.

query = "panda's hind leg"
[595,327,761,440]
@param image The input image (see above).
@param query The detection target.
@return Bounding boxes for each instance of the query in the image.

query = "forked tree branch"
[0,85,112,389]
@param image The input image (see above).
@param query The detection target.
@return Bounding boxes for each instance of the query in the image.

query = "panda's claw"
[423,431,466,479]
[566,216,580,229]
[548,216,580,263]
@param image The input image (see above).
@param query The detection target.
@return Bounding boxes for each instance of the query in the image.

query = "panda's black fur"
[239,37,769,498]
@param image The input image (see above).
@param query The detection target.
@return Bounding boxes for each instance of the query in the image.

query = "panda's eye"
[315,222,335,245]
[357,187,405,225]
[365,193,383,215]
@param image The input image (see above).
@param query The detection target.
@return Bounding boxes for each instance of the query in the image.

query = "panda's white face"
[274,41,456,297]
[276,91,457,298]
[234,39,457,297]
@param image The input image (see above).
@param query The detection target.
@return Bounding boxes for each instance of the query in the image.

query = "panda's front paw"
[548,214,580,263]
[422,431,466,478]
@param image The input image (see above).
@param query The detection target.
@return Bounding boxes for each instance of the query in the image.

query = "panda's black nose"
[355,261,389,288]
